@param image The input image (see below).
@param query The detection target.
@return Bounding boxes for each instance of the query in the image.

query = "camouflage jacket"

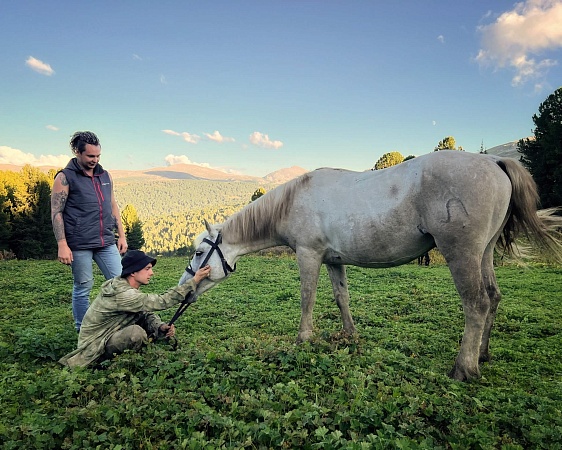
[59,276,197,368]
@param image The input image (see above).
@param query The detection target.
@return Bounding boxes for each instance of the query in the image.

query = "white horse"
[179,151,562,381]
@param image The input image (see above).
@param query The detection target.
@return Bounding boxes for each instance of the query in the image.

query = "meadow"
[0,255,561,449]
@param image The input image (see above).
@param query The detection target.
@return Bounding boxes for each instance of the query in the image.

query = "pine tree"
[518,87,562,208]
[372,152,404,170]
[121,204,145,250]
[251,188,266,202]
[9,173,57,259]
[127,220,146,250]
[0,183,11,251]
[434,136,463,151]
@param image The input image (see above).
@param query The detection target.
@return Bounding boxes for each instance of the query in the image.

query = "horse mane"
[221,172,311,243]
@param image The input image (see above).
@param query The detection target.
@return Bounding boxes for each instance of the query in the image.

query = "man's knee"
[105,325,148,357]
[73,277,94,292]
[128,325,148,349]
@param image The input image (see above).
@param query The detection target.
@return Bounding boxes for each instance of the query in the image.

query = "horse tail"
[496,157,562,262]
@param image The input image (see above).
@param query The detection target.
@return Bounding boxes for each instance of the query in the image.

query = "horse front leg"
[295,248,322,343]
[326,264,356,336]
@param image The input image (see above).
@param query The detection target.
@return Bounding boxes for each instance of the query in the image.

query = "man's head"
[121,250,157,288]
[70,131,102,171]
[70,131,100,155]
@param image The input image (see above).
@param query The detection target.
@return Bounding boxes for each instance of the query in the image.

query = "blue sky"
[1,1,561,177]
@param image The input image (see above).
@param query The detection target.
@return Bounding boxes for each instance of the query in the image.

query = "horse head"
[178,220,237,295]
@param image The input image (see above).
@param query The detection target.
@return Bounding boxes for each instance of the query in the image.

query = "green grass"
[1,256,561,449]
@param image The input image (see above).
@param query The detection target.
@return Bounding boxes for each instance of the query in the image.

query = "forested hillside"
[0,166,280,258]
[113,179,278,255]
[113,179,277,220]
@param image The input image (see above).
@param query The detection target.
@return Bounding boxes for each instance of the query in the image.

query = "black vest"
[60,158,116,250]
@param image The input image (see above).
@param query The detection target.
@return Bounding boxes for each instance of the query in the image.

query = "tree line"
[1,87,561,259]
[0,170,276,259]
[0,166,58,259]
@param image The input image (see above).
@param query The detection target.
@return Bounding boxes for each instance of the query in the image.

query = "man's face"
[76,144,101,171]
[131,264,154,286]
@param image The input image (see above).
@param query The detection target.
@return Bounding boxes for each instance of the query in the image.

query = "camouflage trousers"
[103,325,148,359]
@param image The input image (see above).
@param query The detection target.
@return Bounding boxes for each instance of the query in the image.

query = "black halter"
[184,232,236,278]
[168,233,236,330]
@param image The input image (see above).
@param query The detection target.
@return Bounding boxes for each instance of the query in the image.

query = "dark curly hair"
[69,131,101,155]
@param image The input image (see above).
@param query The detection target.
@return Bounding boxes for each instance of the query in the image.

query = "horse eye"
[195,251,203,257]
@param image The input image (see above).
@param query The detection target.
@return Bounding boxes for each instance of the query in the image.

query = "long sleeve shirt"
[59,276,198,368]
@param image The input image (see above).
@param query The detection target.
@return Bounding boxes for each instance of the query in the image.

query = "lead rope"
[166,292,196,351]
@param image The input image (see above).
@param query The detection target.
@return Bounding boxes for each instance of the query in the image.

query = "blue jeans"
[71,245,122,331]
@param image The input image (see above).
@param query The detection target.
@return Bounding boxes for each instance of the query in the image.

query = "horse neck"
[226,236,283,258]
[221,192,287,254]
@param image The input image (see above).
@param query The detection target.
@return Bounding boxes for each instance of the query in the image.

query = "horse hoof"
[478,353,491,364]
[448,365,480,382]
[448,368,468,382]
[296,331,313,344]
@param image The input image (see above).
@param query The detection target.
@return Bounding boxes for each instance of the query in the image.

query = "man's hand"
[159,323,176,338]
[193,265,211,284]
[57,241,73,265]
[117,236,128,255]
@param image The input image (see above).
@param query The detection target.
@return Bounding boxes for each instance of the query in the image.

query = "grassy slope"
[0,256,561,449]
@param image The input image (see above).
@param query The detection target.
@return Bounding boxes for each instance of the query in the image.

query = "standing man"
[51,131,128,331]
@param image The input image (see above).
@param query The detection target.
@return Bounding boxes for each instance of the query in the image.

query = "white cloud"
[0,146,68,167]
[160,74,167,84]
[204,130,235,143]
[164,154,245,174]
[437,35,445,44]
[46,125,59,131]
[481,10,494,20]
[476,0,562,86]
[180,132,200,144]
[164,129,235,144]
[164,154,212,168]
[165,154,193,165]
[132,54,142,60]
[25,56,55,76]
[249,131,283,149]
[162,129,200,144]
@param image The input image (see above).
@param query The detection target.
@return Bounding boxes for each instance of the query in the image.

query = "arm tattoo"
[51,191,68,241]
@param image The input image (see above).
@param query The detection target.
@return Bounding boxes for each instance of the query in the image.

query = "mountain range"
[113,164,309,184]
[0,162,309,185]
[0,139,523,183]
[484,140,521,159]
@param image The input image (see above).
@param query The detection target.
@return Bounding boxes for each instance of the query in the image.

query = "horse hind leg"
[326,264,356,336]
[445,255,491,381]
[479,241,502,365]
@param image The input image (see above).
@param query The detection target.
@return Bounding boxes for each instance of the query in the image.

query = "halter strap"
[171,233,236,329]
[184,233,236,278]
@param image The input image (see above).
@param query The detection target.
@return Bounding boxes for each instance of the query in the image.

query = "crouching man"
[59,250,211,368]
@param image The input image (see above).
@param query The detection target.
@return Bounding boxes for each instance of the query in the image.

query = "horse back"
[279,152,513,266]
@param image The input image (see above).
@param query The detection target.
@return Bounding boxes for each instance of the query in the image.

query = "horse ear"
[204,219,212,234]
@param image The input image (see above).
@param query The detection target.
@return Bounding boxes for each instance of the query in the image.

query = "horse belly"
[320,211,433,268]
